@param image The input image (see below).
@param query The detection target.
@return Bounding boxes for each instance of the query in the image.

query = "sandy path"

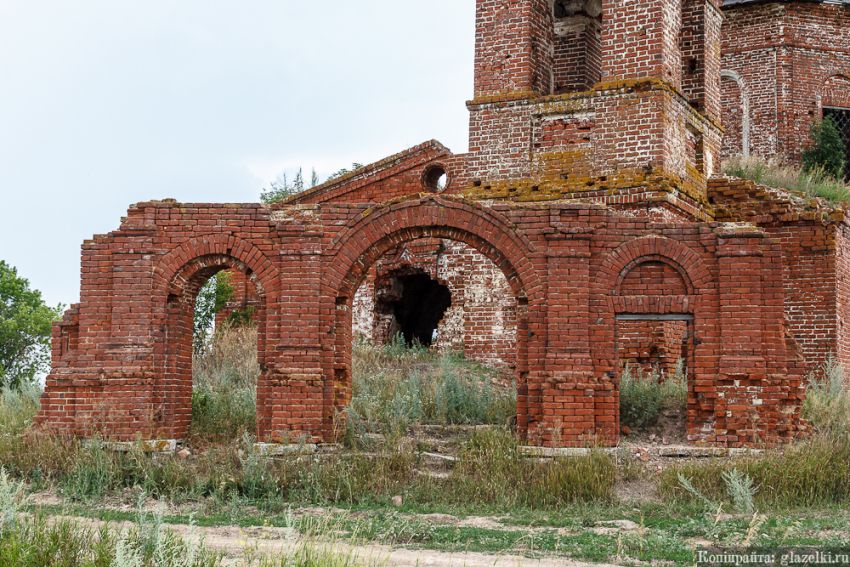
[42,513,618,567]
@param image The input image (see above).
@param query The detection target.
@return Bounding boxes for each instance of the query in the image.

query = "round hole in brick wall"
[422,165,448,193]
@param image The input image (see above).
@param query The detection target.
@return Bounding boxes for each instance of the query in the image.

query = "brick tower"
[465,0,724,221]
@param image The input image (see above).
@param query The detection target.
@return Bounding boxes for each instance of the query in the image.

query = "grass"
[618,363,687,430]
[804,356,850,437]
[348,335,516,440]
[723,155,850,204]
[191,325,259,442]
[660,359,850,510]
[3,333,850,565]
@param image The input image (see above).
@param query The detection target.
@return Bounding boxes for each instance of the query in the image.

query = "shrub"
[803,116,847,180]
[619,365,686,430]
[804,357,850,438]
[722,468,758,515]
[0,467,24,535]
[0,381,41,437]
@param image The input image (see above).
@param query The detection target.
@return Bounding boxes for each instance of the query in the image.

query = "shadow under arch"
[322,197,545,442]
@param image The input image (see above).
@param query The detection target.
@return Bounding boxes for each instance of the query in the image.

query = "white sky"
[0,1,475,308]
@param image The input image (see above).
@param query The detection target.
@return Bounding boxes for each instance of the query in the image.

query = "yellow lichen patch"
[532,150,593,177]
[461,168,710,207]
[468,90,539,106]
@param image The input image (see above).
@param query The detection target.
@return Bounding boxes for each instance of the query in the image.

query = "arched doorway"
[323,199,543,443]
[721,70,750,159]
[596,237,712,445]
[151,237,277,442]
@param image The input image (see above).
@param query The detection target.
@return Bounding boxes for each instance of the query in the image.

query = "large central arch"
[321,197,545,441]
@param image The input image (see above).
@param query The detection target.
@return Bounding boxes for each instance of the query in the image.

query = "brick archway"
[150,235,279,440]
[594,236,714,440]
[322,197,544,441]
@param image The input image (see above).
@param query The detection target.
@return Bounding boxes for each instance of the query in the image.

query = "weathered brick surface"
[721,2,850,160]
[36,195,808,447]
[38,0,843,448]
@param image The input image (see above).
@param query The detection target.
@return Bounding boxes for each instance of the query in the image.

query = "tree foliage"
[803,116,847,181]
[259,167,319,204]
[0,261,62,388]
[259,163,365,204]
[193,272,235,352]
[328,163,365,181]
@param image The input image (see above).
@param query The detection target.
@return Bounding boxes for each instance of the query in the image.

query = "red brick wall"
[617,320,689,377]
[37,197,807,448]
[721,2,850,162]
[352,239,518,369]
[709,177,849,372]
[35,1,829,451]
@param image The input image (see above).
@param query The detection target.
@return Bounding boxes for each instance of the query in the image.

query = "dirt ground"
[41,512,620,567]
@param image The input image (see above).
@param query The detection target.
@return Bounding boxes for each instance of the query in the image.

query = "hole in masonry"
[423,165,449,192]
[378,272,452,347]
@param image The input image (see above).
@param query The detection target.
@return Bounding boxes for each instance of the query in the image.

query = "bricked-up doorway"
[823,107,850,180]
[157,255,266,441]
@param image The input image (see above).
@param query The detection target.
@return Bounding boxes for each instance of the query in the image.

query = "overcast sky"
[0,1,475,308]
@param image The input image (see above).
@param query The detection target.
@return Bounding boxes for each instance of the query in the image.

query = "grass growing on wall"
[723,156,850,204]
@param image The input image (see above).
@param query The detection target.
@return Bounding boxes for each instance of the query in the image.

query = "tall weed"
[619,364,687,430]
[0,382,41,437]
[804,357,850,437]
[349,340,516,438]
[191,324,259,441]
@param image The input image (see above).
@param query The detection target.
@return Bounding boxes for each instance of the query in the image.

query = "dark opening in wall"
[422,165,448,192]
[378,272,452,347]
[551,0,603,94]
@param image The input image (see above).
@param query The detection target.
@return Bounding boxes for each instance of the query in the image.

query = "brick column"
[262,231,324,444]
[715,227,768,446]
[530,213,611,447]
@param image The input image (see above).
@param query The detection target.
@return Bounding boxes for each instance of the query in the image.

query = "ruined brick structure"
[720,0,850,168]
[39,0,850,449]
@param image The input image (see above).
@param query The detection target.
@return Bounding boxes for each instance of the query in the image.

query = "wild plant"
[722,468,758,515]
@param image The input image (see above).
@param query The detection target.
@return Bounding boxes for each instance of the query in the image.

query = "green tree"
[193,272,235,352]
[260,167,321,204]
[0,261,62,388]
[803,116,847,180]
